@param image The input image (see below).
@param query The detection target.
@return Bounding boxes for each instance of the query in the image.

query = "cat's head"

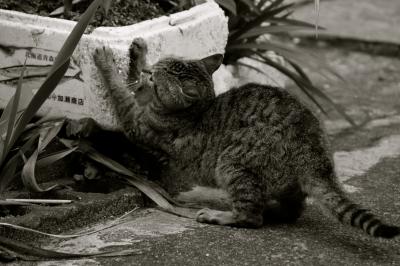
[136,54,223,111]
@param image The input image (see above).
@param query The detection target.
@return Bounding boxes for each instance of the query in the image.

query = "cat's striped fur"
[93,40,399,238]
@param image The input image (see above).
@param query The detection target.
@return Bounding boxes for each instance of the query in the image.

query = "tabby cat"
[92,39,399,238]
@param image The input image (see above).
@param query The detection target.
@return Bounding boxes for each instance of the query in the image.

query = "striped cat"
[92,39,399,238]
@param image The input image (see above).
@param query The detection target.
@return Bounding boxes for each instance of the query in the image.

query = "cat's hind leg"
[196,158,264,228]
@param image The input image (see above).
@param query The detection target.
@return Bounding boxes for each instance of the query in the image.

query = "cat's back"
[202,83,318,133]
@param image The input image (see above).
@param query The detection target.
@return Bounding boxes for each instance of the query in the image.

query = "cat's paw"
[129,38,147,61]
[93,46,115,70]
[65,117,99,139]
[196,208,235,225]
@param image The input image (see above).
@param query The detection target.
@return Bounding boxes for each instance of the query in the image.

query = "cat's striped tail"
[312,186,400,239]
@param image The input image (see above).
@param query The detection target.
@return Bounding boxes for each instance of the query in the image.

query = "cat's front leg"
[127,38,147,85]
[93,46,141,133]
[93,46,123,91]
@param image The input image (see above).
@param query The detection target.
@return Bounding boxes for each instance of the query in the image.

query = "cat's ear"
[200,54,223,75]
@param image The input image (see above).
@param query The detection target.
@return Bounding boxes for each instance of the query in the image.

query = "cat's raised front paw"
[93,46,115,70]
[129,38,147,61]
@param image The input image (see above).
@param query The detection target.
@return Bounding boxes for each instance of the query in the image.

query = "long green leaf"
[236,25,315,39]
[21,149,59,192]
[21,120,65,192]
[1,64,26,164]
[230,3,294,41]
[0,132,40,192]
[37,119,64,152]
[36,147,77,168]
[0,159,18,193]
[266,17,323,28]
[258,0,284,11]
[215,0,237,15]
[9,0,104,162]
[236,61,268,75]
[59,139,177,212]
[286,59,329,114]
[252,53,355,125]
[237,0,258,13]
[227,41,345,82]
[51,0,102,74]
[8,60,70,164]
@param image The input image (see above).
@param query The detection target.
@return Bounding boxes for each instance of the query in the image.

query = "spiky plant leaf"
[36,147,77,168]
[229,3,295,41]
[237,0,258,12]
[266,17,323,28]
[236,25,314,39]
[215,0,237,15]
[1,64,26,164]
[251,52,355,125]
[9,0,104,153]
[6,60,70,167]
[227,41,345,82]
[59,139,179,212]
[21,120,66,192]
[0,132,40,192]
